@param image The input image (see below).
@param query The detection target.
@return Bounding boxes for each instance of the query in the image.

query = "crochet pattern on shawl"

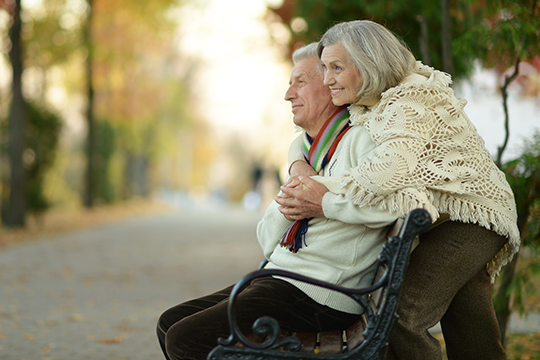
[341,62,520,280]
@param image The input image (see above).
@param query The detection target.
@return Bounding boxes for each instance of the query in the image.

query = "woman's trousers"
[386,221,508,360]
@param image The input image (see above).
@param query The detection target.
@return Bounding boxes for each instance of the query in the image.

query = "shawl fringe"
[341,174,519,282]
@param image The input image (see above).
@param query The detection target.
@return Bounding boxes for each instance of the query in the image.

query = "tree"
[454,0,540,345]
[3,0,27,227]
[83,0,95,208]
[498,132,540,346]
[455,0,540,167]
[267,0,474,79]
[87,0,195,201]
[24,103,62,215]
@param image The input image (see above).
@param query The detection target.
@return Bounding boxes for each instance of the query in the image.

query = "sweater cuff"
[322,192,398,227]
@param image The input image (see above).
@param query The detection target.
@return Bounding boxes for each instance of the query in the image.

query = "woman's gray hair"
[317,20,417,101]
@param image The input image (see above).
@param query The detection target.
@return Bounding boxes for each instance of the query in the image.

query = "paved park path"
[1,204,539,359]
[0,205,264,360]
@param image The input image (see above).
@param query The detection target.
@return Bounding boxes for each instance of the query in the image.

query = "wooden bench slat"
[345,317,367,350]
[319,330,343,354]
[294,332,317,352]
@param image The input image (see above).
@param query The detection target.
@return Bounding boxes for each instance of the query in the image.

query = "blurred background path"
[0,200,539,359]
[0,201,264,360]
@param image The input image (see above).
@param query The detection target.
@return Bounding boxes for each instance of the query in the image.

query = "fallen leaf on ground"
[98,336,123,344]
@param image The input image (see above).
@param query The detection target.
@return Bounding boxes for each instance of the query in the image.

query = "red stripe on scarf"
[308,107,348,164]
[326,126,352,162]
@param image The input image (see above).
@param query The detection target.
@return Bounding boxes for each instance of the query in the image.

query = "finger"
[283,176,300,186]
[297,175,318,187]
[278,205,303,218]
[283,177,301,188]
[277,199,305,212]
[275,195,297,207]
[280,186,303,199]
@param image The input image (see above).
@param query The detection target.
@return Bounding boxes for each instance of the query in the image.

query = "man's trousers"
[157,277,361,360]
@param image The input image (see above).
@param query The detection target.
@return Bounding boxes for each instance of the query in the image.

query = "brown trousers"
[386,221,508,360]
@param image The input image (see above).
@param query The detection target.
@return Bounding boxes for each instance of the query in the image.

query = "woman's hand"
[275,176,328,220]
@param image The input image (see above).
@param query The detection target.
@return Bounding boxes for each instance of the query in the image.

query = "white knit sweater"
[257,125,398,314]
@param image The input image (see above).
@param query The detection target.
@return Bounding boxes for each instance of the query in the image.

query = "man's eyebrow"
[289,73,307,85]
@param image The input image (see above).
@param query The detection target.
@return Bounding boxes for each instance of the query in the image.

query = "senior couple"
[157,20,519,360]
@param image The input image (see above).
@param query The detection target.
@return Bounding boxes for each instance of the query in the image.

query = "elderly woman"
[278,20,519,360]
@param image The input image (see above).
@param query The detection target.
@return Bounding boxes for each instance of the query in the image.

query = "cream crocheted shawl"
[341,62,520,280]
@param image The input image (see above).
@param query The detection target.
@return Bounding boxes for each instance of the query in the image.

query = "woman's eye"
[334,65,342,71]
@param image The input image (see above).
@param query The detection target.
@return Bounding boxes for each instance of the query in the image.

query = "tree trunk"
[83,0,95,208]
[416,15,431,66]
[494,57,523,348]
[441,0,454,75]
[494,253,520,348]
[496,57,520,168]
[4,0,27,227]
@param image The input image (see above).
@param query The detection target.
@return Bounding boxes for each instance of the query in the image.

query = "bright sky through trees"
[3,0,538,170]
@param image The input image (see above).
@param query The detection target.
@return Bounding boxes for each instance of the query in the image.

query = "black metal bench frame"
[208,208,432,360]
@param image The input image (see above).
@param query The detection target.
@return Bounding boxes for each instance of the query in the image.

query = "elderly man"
[156,43,397,360]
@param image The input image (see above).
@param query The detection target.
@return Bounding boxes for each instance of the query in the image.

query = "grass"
[434,254,540,360]
[434,331,540,360]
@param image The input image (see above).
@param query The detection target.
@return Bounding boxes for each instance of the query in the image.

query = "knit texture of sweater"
[257,125,398,314]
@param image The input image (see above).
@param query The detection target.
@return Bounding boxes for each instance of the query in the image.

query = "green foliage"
[22,0,84,70]
[271,0,475,79]
[95,120,117,203]
[454,0,540,70]
[0,103,61,214]
[503,131,540,241]
[25,103,62,213]
[496,131,540,316]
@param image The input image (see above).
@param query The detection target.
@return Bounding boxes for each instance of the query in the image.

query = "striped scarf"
[279,106,351,253]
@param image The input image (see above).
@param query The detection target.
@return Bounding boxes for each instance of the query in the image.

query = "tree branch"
[496,56,521,167]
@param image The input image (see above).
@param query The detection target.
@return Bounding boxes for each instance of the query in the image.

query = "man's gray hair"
[292,42,319,64]
[292,42,323,75]
[317,20,417,101]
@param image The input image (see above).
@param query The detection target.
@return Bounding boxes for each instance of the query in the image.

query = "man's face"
[284,57,336,137]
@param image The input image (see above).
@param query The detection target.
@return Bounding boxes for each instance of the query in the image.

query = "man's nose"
[284,86,296,101]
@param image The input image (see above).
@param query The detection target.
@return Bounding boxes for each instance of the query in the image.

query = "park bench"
[208,208,432,360]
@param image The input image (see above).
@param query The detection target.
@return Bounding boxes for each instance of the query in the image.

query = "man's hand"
[275,176,328,220]
[289,160,317,177]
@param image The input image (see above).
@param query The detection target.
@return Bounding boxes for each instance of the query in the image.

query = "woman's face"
[321,43,363,106]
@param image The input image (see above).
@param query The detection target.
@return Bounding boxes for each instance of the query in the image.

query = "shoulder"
[342,124,373,144]
[338,125,376,159]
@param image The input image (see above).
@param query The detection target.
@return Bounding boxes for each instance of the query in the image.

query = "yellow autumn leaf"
[98,336,122,344]
[68,313,85,322]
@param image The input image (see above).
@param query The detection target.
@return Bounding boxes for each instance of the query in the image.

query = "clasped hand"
[275,175,329,221]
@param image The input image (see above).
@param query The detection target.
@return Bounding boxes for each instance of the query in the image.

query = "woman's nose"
[323,72,334,86]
